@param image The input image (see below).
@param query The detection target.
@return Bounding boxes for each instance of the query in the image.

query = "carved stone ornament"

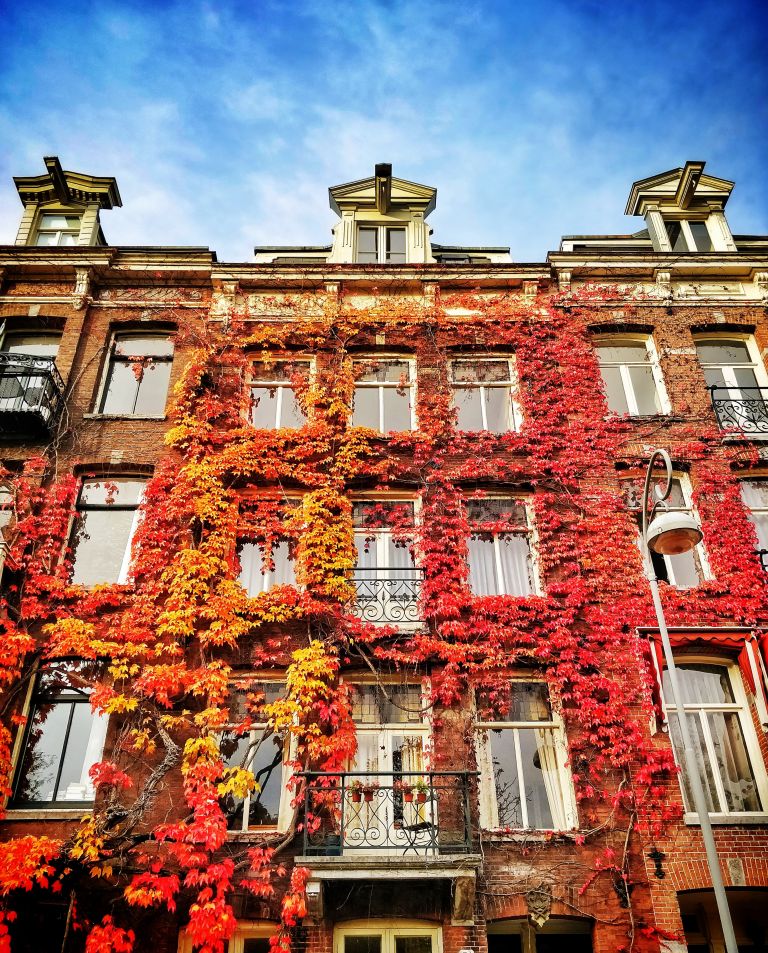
[655,270,672,298]
[72,267,93,310]
[558,270,571,293]
[755,272,768,299]
[526,885,552,928]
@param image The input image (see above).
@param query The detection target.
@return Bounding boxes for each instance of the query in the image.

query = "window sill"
[684,812,768,826]
[82,413,167,421]
[481,827,579,842]
[4,807,92,819]
[227,828,283,841]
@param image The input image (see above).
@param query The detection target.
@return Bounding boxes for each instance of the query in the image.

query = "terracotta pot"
[351,791,362,803]
[364,790,375,802]
[416,791,427,803]
[403,792,414,803]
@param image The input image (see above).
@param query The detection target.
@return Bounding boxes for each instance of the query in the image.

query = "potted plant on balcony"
[393,779,414,802]
[349,780,363,803]
[414,779,429,804]
[362,781,379,802]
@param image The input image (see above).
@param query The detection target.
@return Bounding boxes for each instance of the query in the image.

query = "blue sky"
[1,0,766,261]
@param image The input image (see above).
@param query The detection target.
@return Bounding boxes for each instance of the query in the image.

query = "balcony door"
[335,924,440,953]
[344,684,432,854]
[695,338,768,433]
[352,501,420,625]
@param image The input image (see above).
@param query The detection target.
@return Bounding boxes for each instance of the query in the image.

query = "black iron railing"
[351,567,423,624]
[0,352,64,438]
[709,385,768,436]
[300,771,474,856]
[759,550,768,573]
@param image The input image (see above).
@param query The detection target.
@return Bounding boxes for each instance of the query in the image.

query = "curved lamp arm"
[641,448,673,559]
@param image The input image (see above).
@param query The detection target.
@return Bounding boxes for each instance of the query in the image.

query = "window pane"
[2,334,60,358]
[498,535,533,596]
[696,342,753,365]
[357,228,378,263]
[517,728,555,828]
[356,360,410,383]
[351,684,422,724]
[345,938,381,953]
[100,360,140,414]
[248,732,284,825]
[452,359,511,383]
[598,366,630,414]
[79,478,145,507]
[71,507,136,586]
[39,215,79,229]
[386,229,407,263]
[509,682,552,722]
[598,345,648,364]
[382,388,411,431]
[280,389,307,428]
[14,702,71,802]
[468,536,499,595]
[238,541,296,594]
[689,221,712,252]
[243,940,271,953]
[114,335,173,358]
[666,550,699,589]
[35,233,59,246]
[708,712,761,812]
[489,728,522,827]
[733,367,761,390]
[132,360,172,415]
[56,705,108,801]
[484,388,512,433]
[453,388,485,430]
[627,365,661,414]
[467,498,527,526]
[665,664,736,705]
[250,386,280,428]
[665,221,688,251]
[352,387,380,428]
[395,938,431,953]
[668,713,718,812]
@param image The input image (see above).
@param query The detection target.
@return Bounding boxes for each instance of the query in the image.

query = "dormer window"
[357,226,407,264]
[664,219,713,253]
[35,213,81,246]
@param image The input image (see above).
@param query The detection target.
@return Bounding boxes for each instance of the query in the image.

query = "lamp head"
[646,510,703,555]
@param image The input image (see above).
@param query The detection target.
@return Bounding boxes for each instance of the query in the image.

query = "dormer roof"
[625,160,734,217]
[329,163,437,218]
[14,156,122,210]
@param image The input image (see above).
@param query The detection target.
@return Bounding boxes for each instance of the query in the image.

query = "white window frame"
[449,355,523,432]
[595,335,670,416]
[694,333,768,395]
[221,679,292,834]
[0,330,62,360]
[664,658,768,823]
[179,923,275,953]
[625,473,710,589]
[70,477,146,586]
[334,921,442,953]
[352,496,421,627]
[352,356,417,432]
[95,331,174,417]
[475,680,577,831]
[248,357,312,429]
[355,225,409,264]
[663,217,714,253]
[237,497,301,595]
[740,479,768,569]
[34,211,82,246]
[465,495,541,597]
[8,660,109,808]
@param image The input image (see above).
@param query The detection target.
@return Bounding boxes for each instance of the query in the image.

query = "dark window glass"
[70,478,145,586]
[386,229,407,263]
[689,221,712,252]
[357,228,378,263]
[12,660,107,805]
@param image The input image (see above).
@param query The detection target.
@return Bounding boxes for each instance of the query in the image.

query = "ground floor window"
[679,888,768,952]
[487,918,592,953]
[335,922,440,953]
[179,924,274,953]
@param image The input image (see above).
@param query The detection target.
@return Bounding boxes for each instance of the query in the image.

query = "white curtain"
[469,535,532,596]
[468,537,496,595]
[498,536,533,596]
[533,728,567,829]
[239,541,295,594]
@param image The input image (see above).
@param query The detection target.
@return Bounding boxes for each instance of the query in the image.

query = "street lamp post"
[641,449,737,953]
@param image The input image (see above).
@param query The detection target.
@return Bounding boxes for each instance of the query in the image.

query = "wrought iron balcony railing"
[0,352,64,439]
[351,567,423,624]
[709,385,768,436]
[300,771,475,856]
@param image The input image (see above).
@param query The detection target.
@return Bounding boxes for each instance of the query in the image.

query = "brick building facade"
[1,157,768,953]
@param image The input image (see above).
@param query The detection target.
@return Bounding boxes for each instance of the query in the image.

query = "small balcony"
[300,771,474,856]
[0,353,64,439]
[709,385,768,437]
[351,567,423,625]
